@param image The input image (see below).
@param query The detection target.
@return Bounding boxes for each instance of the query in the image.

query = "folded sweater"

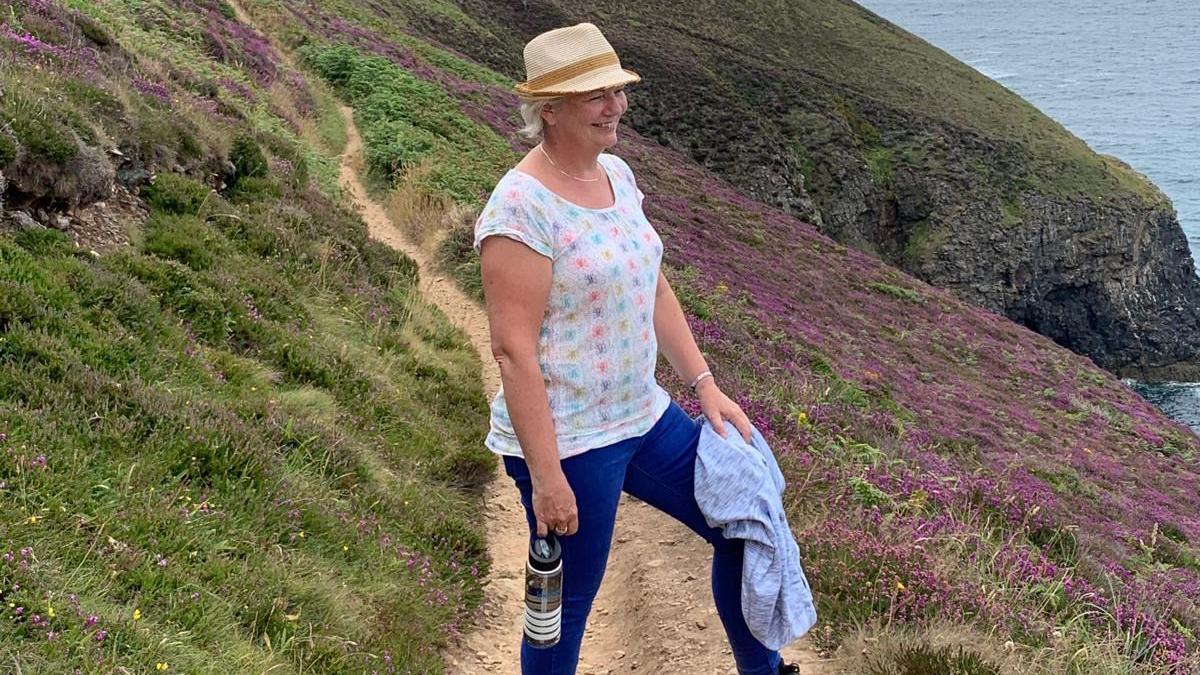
[693,417,817,650]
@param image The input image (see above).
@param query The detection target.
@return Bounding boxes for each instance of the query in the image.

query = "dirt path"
[221,5,825,669]
[335,107,826,674]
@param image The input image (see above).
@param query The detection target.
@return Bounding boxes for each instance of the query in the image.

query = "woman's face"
[544,86,628,149]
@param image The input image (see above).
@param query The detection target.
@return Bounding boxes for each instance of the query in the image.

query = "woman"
[474,22,801,675]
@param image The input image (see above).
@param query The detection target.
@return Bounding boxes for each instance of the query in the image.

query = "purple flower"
[131,77,171,104]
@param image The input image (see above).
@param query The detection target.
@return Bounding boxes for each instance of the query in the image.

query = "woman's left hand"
[696,379,753,443]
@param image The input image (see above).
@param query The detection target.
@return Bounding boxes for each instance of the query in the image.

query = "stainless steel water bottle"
[523,533,563,648]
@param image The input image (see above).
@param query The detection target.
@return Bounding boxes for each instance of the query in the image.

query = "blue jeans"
[503,400,783,675]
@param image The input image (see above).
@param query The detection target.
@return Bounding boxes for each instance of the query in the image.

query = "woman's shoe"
[778,664,801,674]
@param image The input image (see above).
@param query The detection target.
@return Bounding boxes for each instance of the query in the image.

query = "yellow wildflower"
[156,662,170,671]
[133,608,142,621]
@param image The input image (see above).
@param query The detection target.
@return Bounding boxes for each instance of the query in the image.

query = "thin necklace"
[538,143,602,182]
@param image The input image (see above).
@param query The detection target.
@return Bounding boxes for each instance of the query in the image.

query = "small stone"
[12,211,41,230]
[53,215,70,230]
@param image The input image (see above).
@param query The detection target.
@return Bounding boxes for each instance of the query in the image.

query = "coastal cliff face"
[839,122,1200,380]
[936,192,1200,380]
[431,0,1200,380]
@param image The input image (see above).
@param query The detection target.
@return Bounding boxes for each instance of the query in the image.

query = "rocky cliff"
[425,0,1200,380]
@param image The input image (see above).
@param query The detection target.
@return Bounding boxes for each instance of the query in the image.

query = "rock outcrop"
[896,169,1200,380]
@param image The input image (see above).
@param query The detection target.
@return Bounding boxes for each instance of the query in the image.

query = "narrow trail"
[336,108,826,675]
[221,3,827,667]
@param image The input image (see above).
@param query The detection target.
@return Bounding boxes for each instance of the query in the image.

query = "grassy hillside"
[4,0,1200,673]
[412,0,1163,206]
[0,0,493,671]
[265,1,1200,670]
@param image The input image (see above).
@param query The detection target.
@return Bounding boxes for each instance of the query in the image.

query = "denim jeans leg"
[503,438,637,675]
[621,401,783,675]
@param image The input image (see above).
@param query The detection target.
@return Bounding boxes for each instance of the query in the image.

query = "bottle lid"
[528,533,562,571]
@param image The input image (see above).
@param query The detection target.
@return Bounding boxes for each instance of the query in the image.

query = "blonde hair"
[516,96,564,143]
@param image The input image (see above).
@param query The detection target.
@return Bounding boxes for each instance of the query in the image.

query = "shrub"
[73,13,112,47]
[7,108,77,164]
[862,643,1001,675]
[227,175,282,202]
[229,134,268,181]
[13,228,74,257]
[0,132,15,165]
[142,213,225,271]
[362,118,443,180]
[0,280,44,330]
[302,43,514,203]
[207,212,284,259]
[868,281,923,303]
[141,173,213,215]
[434,443,495,492]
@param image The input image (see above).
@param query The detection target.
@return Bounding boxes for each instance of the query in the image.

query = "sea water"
[858,0,1200,432]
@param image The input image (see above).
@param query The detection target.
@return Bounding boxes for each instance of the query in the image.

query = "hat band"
[521,51,621,92]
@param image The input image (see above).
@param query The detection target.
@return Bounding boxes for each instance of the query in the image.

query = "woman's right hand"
[532,471,578,537]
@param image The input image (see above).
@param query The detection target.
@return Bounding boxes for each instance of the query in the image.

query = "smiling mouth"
[592,121,618,129]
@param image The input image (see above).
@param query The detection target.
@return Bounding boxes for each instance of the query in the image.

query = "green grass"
[1000,197,1024,227]
[432,0,1165,211]
[868,281,924,304]
[0,167,490,672]
[865,146,897,186]
[0,6,497,667]
[862,643,1001,675]
[299,43,515,205]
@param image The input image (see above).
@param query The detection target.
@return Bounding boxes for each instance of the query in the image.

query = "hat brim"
[515,68,641,99]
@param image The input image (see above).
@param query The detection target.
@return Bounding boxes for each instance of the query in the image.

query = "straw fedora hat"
[514,22,641,99]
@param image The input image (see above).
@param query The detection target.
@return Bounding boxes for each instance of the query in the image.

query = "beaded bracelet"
[689,369,713,392]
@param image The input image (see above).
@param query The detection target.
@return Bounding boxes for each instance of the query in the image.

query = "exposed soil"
[0,184,144,254]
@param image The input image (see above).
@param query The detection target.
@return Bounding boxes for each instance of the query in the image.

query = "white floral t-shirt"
[473,153,672,459]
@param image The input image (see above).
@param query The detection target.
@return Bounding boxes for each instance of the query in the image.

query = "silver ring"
[554,526,567,535]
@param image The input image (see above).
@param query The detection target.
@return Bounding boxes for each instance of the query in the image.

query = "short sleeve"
[473,182,554,259]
